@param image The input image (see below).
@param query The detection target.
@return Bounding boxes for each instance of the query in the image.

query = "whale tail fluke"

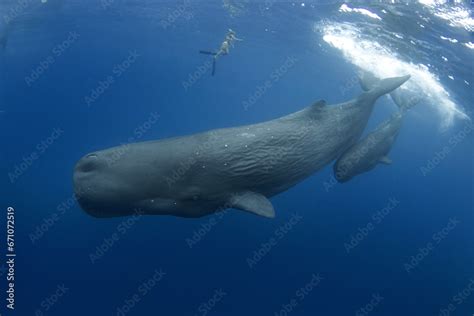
[368,75,411,99]
[358,72,411,102]
[390,89,421,114]
[358,71,378,92]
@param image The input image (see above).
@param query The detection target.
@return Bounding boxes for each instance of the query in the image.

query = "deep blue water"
[1,1,473,315]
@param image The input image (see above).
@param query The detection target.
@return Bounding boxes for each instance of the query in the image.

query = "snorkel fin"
[212,59,216,76]
[199,50,217,56]
[199,51,217,76]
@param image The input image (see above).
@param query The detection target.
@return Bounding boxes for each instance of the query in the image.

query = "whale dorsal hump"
[311,100,326,108]
[230,191,275,218]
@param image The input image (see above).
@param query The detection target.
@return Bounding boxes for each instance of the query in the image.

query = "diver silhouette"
[200,29,242,76]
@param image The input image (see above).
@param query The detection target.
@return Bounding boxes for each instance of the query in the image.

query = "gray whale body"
[333,85,420,183]
[333,111,403,183]
[73,75,410,218]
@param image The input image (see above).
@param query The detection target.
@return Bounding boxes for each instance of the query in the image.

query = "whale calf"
[333,87,420,183]
[73,75,410,218]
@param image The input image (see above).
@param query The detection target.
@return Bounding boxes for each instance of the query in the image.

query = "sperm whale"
[73,75,410,218]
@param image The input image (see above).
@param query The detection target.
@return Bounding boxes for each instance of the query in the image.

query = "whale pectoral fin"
[379,156,392,165]
[230,192,275,218]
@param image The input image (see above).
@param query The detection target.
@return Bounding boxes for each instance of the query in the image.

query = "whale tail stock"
[358,72,411,103]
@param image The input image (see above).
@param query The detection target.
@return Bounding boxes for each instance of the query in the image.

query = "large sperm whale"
[73,75,410,219]
[333,84,420,183]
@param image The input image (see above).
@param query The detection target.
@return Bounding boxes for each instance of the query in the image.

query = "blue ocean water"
[1,0,473,315]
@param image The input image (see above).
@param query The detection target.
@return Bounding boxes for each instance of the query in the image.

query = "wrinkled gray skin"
[333,112,403,183]
[73,75,410,218]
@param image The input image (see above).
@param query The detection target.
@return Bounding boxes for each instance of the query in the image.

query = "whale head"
[73,150,142,218]
[73,144,220,218]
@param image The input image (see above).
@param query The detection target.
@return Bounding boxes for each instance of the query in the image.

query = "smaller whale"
[333,76,420,183]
